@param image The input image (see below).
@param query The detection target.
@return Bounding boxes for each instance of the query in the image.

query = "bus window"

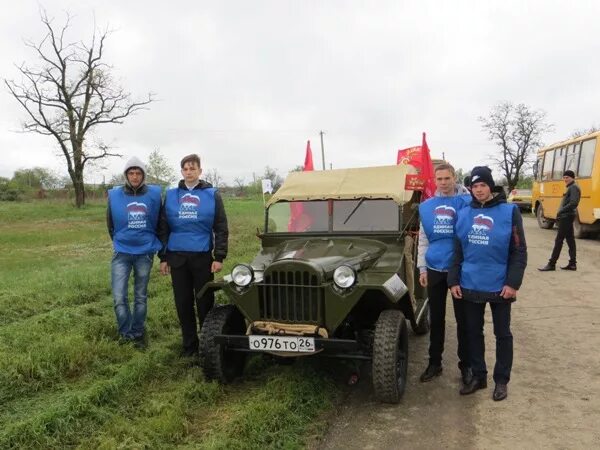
[564,143,580,176]
[578,138,596,177]
[541,149,554,181]
[552,147,566,179]
[535,154,544,181]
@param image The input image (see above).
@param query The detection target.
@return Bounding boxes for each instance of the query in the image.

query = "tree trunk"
[73,177,85,207]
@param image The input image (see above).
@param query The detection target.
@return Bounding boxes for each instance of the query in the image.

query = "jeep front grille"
[258,270,324,324]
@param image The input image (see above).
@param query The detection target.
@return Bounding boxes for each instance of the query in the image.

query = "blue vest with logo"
[108,185,162,254]
[165,187,216,252]
[455,203,515,293]
[419,194,470,271]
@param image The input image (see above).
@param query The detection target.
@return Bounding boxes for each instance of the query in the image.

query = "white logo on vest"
[179,193,201,219]
[433,204,456,234]
[467,214,494,246]
[127,202,148,229]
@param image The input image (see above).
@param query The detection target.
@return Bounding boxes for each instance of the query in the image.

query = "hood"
[124,156,146,188]
[268,237,387,275]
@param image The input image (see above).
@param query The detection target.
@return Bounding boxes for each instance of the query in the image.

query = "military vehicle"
[198,164,429,403]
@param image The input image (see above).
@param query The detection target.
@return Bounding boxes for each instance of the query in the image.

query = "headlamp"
[231,264,254,287]
[333,265,356,289]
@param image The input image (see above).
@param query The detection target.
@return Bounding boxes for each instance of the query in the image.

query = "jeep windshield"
[266,199,399,232]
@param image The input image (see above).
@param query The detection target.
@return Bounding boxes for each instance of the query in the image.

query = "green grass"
[0,198,337,449]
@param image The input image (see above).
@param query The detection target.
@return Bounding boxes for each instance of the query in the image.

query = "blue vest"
[165,187,216,252]
[455,203,515,293]
[419,194,470,271]
[108,185,162,254]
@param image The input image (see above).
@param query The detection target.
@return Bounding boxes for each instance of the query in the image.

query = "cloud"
[2,0,599,184]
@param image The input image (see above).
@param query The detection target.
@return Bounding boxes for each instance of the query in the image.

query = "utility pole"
[442,151,446,161]
[320,130,326,170]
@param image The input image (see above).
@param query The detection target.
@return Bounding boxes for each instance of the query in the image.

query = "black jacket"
[158,180,228,263]
[557,181,581,219]
[448,187,528,302]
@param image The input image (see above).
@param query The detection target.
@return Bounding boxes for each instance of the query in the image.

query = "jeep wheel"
[412,300,430,335]
[536,204,554,230]
[372,310,408,403]
[199,304,246,383]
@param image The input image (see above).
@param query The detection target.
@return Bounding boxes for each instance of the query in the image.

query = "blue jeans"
[111,252,154,339]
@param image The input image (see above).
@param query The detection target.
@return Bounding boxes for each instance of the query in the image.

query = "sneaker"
[560,264,577,271]
[117,335,132,345]
[538,264,555,272]
[132,336,147,350]
[419,364,443,382]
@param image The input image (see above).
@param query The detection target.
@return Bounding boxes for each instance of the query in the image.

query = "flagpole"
[320,130,326,170]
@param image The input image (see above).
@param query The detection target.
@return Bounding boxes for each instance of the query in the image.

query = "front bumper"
[215,334,371,360]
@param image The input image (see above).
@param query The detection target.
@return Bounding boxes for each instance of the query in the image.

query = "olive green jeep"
[198,164,429,403]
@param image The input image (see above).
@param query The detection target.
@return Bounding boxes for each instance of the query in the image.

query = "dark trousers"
[168,252,215,353]
[550,216,576,265]
[464,301,512,384]
[427,269,469,369]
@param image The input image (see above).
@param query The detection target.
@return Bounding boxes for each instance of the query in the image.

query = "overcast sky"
[1,0,599,184]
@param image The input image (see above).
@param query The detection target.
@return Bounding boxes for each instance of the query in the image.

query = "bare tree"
[146,149,176,187]
[204,168,223,188]
[570,125,600,139]
[233,176,246,196]
[5,11,153,207]
[479,102,552,192]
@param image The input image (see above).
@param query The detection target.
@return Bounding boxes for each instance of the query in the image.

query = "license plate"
[248,335,316,353]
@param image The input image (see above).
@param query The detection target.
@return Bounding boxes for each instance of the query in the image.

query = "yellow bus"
[532,130,600,238]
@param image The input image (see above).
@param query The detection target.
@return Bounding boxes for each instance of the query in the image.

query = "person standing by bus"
[417,163,472,386]
[538,170,581,271]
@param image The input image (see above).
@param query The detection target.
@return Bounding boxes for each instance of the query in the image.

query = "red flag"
[288,140,314,231]
[420,132,436,199]
[304,140,314,171]
[396,133,436,199]
[397,146,422,166]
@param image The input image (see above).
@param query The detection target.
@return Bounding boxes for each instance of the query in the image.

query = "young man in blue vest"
[107,157,163,349]
[159,154,228,358]
[449,166,527,401]
[417,163,472,386]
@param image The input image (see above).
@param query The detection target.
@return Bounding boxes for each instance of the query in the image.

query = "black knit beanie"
[470,166,495,190]
[563,170,575,179]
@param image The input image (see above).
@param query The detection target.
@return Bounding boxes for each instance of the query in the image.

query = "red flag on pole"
[420,132,436,199]
[288,140,314,231]
[397,146,422,165]
[304,140,314,171]
[397,133,436,199]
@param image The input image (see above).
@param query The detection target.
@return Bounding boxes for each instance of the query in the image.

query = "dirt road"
[318,216,600,449]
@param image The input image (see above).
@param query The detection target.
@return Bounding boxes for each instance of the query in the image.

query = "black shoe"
[179,348,199,358]
[461,367,473,385]
[538,264,555,272]
[459,377,487,395]
[560,264,577,271]
[493,383,508,401]
[419,364,443,382]
[132,336,147,350]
